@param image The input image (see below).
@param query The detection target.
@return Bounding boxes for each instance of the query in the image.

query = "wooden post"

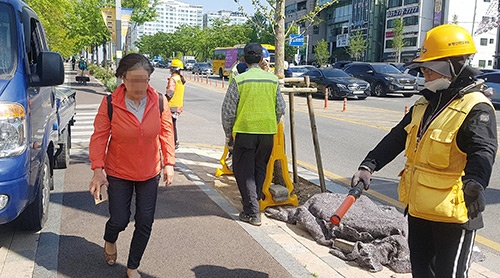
[289,86,298,183]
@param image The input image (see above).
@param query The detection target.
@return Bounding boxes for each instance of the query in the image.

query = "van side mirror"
[367,70,374,74]
[30,52,64,87]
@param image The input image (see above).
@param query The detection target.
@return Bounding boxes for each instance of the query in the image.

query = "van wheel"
[372,83,386,97]
[219,69,224,79]
[402,93,413,97]
[18,153,51,231]
[54,126,70,169]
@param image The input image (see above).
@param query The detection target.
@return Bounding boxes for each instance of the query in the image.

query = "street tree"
[314,39,329,67]
[346,31,367,61]
[392,18,405,63]
[235,0,334,77]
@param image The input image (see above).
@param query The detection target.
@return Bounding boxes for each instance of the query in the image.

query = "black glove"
[351,165,373,190]
[463,179,486,219]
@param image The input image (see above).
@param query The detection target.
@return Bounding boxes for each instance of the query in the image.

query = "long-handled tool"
[330,181,365,225]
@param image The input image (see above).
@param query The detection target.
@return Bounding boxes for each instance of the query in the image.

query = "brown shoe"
[104,241,117,266]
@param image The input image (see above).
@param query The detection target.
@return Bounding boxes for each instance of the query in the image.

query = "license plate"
[404,86,414,89]
[353,91,364,95]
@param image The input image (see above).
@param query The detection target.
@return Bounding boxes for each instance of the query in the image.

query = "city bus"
[212,44,275,78]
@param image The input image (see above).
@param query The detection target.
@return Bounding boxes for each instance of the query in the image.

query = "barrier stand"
[324,87,329,109]
[215,145,233,177]
[259,122,299,210]
[404,105,409,114]
[342,98,347,112]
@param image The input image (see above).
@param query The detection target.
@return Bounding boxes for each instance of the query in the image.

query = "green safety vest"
[233,67,279,135]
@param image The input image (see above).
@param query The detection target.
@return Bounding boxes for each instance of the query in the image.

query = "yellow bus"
[212,44,275,78]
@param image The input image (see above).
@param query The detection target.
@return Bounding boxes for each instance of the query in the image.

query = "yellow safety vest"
[168,74,184,108]
[399,92,492,223]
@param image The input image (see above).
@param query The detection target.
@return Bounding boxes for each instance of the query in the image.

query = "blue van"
[0,0,66,230]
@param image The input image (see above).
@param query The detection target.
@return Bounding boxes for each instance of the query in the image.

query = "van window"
[0,4,16,77]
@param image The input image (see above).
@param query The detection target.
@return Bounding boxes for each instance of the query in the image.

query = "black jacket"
[360,66,497,229]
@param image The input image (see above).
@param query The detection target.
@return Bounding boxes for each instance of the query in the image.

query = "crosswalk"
[71,104,99,150]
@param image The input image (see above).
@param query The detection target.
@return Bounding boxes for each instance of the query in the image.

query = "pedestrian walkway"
[43,63,500,278]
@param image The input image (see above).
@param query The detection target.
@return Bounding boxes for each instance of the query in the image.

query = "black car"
[476,72,500,107]
[343,62,418,97]
[303,68,370,100]
[192,62,213,75]
[156,60,169,68]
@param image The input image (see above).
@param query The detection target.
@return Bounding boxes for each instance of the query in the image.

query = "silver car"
[192,62,213,75]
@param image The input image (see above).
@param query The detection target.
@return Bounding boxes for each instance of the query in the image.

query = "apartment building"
[203,10,247,28]
[136,0,203,37]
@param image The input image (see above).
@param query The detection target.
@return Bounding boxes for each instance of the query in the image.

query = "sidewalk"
[64,66,499,278]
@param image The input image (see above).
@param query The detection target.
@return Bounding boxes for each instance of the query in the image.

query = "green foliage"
[314,39,329,67]
[88,64,116,91]
[392,18,405,63]
[346,31,367,61]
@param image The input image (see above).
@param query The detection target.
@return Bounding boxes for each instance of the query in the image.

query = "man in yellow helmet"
[350,24,497,277]
[221,42,286,226]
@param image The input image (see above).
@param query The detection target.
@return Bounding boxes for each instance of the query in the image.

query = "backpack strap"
[107,94,113,121]
[106,93,163,122]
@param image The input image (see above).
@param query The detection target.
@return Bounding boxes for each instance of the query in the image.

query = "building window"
[386,40,393,48]
[403,15,419,26]
[313,26,319,34]
[388,0,402,8]
[387,19,395,28]
[403,37,417,46]
[488,60,492,66]
[480,38,488,46]
[404,0,419,3]
[490,38,494,44]
[479,60,486,67]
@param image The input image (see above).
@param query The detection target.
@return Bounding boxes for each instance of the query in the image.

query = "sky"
[181,0,262,14]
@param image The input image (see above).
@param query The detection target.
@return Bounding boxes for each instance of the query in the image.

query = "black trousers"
[408,215,476,278]
[104,174,160,269]
[232,133,274,215]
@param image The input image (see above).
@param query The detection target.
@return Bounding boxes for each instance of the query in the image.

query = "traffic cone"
[342,98,347,112]
[222,77,225,88]
[405,105,409,114]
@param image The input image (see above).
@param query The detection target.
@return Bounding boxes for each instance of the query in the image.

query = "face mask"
[424,78,451,92]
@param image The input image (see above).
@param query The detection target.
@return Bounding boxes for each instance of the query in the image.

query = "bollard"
[342,98,347,112]
[324,88,329,109]
[405,105,409,114]
[222,76,225,88]
[206,75,209,84]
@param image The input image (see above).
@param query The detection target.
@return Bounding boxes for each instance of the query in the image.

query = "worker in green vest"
[351,24,497,277]
[221,42,286,226]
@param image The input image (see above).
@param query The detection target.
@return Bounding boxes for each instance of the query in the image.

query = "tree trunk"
[272,0,287,186]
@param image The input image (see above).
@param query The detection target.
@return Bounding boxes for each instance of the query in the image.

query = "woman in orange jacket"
[89,53,175,278]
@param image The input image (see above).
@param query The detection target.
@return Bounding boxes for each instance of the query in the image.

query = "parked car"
[476,72,500,107]
[289,65,315,77]
[343,62,418,97]
[303,68,371,100]
[404,68,425,91]
[184,59,197,71]
[192,62,213,75]
[333,61,352,69]
[156,60,169,68]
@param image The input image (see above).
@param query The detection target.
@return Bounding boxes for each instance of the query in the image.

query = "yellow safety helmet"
[413,24,476,62]
[170,59,184,70]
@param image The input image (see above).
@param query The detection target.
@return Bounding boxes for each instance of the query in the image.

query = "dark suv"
[343,62,418,97]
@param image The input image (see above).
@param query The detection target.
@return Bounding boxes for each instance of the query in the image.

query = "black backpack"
[106,93,164,121]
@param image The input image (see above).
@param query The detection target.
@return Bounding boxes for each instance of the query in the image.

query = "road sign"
[289,34,304,47]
